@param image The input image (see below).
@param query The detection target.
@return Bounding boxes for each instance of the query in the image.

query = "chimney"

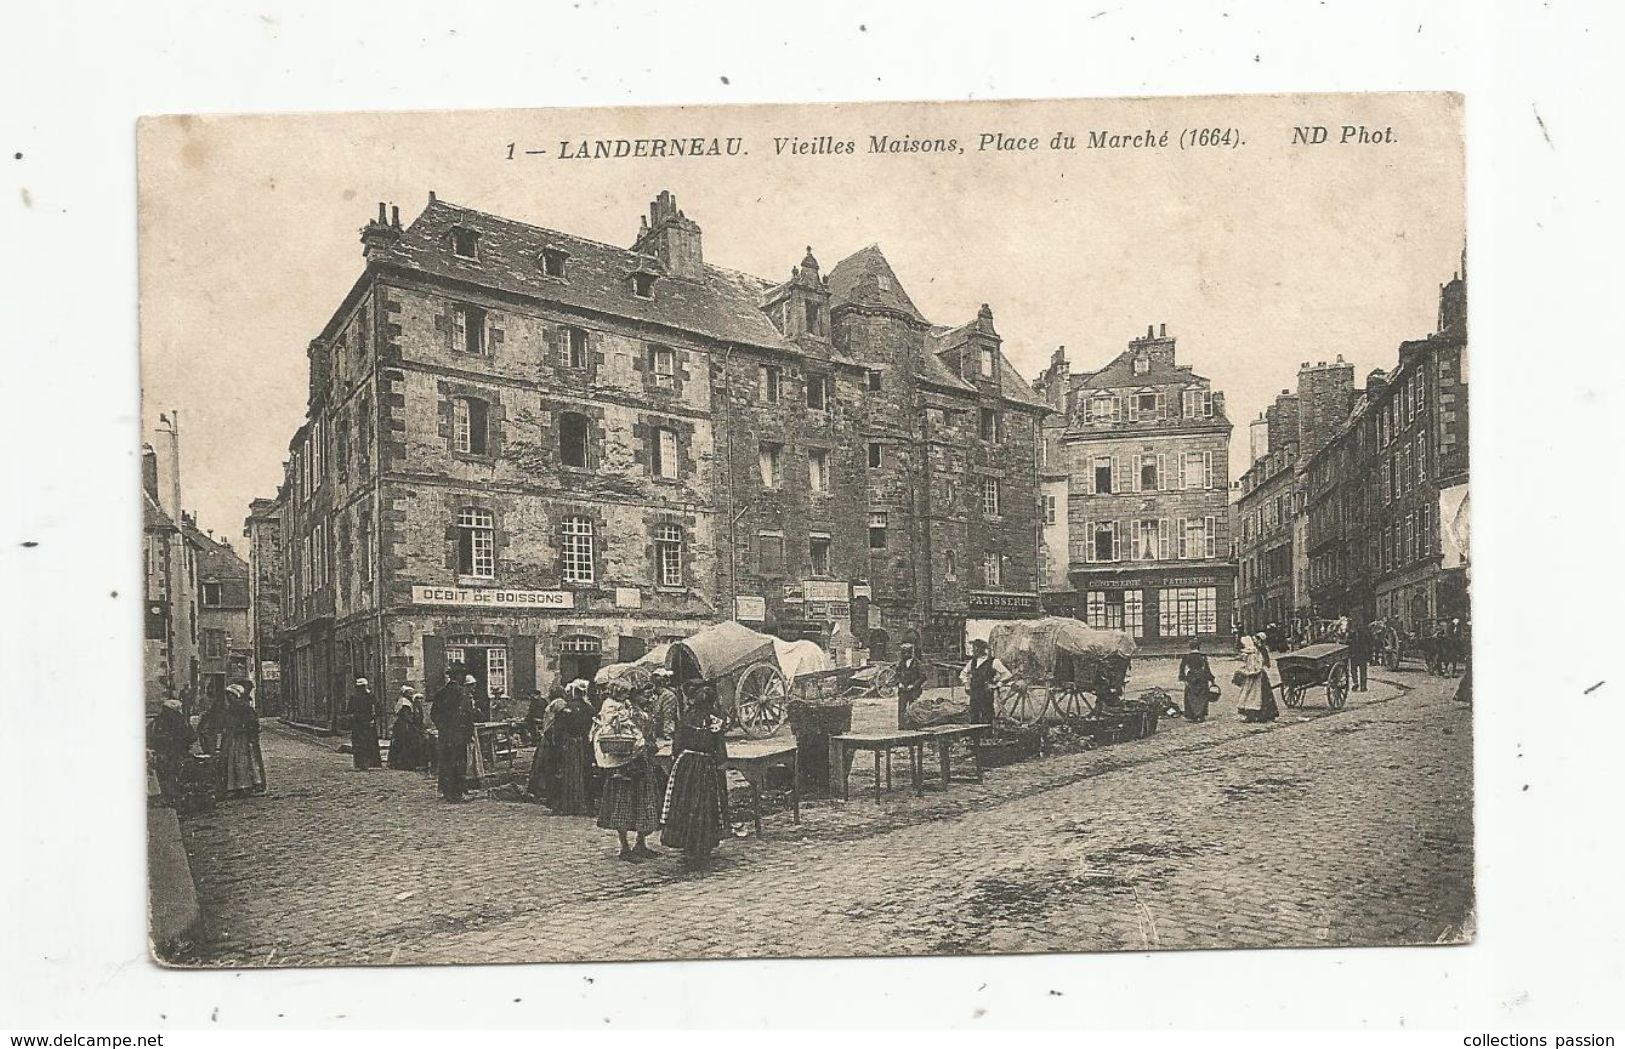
[631,190,704,279]
[360,201,402,261]
[1146,324,1155,338]
[1159,323,1166,337]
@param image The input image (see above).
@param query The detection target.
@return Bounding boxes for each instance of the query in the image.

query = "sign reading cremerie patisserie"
[411,585,574,609]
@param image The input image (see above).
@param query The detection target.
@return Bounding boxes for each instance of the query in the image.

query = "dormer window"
[804,300,824,336]
[449,227,480,260]
[980,347,996,378]
[632,272,658,299]
[540,247,569,278]
[1133,354,1150,375]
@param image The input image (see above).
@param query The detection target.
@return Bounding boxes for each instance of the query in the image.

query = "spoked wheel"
[1326,662,1350,710]
[1282,684,1305,709]
[1051,685,1096,723]
[872,664,899,698]
[734,663,789,739]
[997,680,1040,727]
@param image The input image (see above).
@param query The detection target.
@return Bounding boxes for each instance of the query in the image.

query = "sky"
[138,94,1464,542]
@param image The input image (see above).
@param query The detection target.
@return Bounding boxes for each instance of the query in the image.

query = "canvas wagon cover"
[665,620,778,681]
[772,638,831,681]
[987,617,1136,684]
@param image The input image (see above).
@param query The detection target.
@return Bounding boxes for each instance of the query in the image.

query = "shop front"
[1070,567,1235,648]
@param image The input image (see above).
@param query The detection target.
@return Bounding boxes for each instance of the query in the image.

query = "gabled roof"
[379,198,796,352]
[1076,348,1204,391]
[826,245,927,323]
[143,490,177,531]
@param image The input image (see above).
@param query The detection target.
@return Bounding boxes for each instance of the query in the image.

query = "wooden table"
[828,730,929,802]
[654,737,799,837]
[911,723,992,790]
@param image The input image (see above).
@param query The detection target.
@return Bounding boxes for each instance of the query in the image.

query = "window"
[1136,392,1158,418]
[449,227,479,259]
[1140,454,1160,491]
[561,515,594,584]
[980,347,996,378]
[1093,456,1113,494]
[1134,518,1168,561]
[654,523,683,586]
[983,552,1001,587]
[1090,396,1120,422]
[1133,355,1150,375]
[1044,495,1057,526]
[758,532,785,574]
[867,442,883,469]
[648,344,675,388]
[564,327,589,368]
[456,508,495,578]
[541,248,569,278]
[1180,517,1214,559]
[202,629,226,659]
[1416,432,1427,482]
[357,506,372,582]
[944,550,957,579]
[809,535,832,577]
[1158,586,1218,637]
[559,412,591,469]
[759,365,782,404]
[632,272,657,299]
[453,398,489,455]
[1182,451,1213,490]
[758,443,783,488]
[982,477,1001,516]
[808,449,831,493]
[642,426,676,479]
[201,581,222,607]
[805,300,824,336]
[1086,590,1144,636]
[867,369,883,392]
[806,373,832,411]
[1183,388,1214,418]
[451,303,487,355]
[869,512,888,550]
[980,408,1000,440]
[1089,521,1119,563]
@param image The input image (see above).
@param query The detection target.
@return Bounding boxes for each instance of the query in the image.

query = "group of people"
[147,679,266,810]
[1178,633,1282,725]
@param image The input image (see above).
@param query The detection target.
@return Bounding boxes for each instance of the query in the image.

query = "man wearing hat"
[431,663,476,801]
[894,642,927,728]
[959,638,1011,725]
[347,677,382,770]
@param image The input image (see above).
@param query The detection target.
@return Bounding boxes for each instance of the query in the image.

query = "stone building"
[1032,327,1235,648]
[243,495,286,715]
[260,191,1045,726]
[182,519,252,706]
[142,446,197,714]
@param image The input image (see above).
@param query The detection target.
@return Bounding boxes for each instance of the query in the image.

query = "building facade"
[260,192,1045,728]
[243,495,286,715]
[142,446,197,714]
[183,520,252,705]
[1033,327,1235,648]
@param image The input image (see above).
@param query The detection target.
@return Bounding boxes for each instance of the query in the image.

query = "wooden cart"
[1276,642,1352,710]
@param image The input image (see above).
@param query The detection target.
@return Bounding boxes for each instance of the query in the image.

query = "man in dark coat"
[347,678,382,770]
[1347,621,1371,692]
[894,643,927,728]
[958,638,1011,725]
[148,699,195,806]
[431,664,475,801]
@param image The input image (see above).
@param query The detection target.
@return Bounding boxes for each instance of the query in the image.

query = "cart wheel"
[873,664,898,699]
[1282,685,1304,709]
[734,663,789,739]
[998,680,1039,726]
[1053,685,1095,723]
[1326,662,1350,710]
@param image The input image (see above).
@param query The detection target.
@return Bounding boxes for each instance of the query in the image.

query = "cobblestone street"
[174,661,1471,966]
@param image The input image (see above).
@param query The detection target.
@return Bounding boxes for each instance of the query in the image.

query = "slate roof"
[380,199,794,352]
[826,245,927,323]
[143,490,177,531]
[1073,348,1203,391]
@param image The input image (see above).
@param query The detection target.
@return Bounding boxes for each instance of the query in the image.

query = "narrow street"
[174,662,1471,966]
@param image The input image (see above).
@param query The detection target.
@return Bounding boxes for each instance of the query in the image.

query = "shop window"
[654,523,683,587]
[456,508,495,578]
[559,412,591,468]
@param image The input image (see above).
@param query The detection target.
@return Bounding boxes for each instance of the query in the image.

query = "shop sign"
[852,584,873,600]
[734,595,766,621]
[260,661,281,681]
[783,583,804,602]
[967,590,1039,613]
[614,587,642,609]
[410,585,574,609]
[804,579,851,603]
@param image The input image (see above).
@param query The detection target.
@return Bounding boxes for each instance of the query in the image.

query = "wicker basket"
[598,735,637,757]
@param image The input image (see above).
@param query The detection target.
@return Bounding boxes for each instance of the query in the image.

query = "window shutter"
[1178,517,1188,559]
[1127,396,1139,422]
[1083,461,1094,496]
[1159,518,1170,560]
[1155,391,1166,418]
[1111,522,1121,562]
[1115,396,1126,422]
[1204,450,1214,489]
[1085,520,1095,563]
[1114,455,1126,493]
[1157,453,1167,491]
[1205,515,1217,558]
[1132,523,1142,560]
[1205,391,1215,418]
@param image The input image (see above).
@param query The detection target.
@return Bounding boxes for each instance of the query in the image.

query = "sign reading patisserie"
[410,585,575,609]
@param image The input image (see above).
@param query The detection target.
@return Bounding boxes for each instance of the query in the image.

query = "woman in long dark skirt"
[591,682,662,861]
[532,682,593,814]
[660,683,730,869]
[387,698,424,770]
[1178,638,1216,722]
